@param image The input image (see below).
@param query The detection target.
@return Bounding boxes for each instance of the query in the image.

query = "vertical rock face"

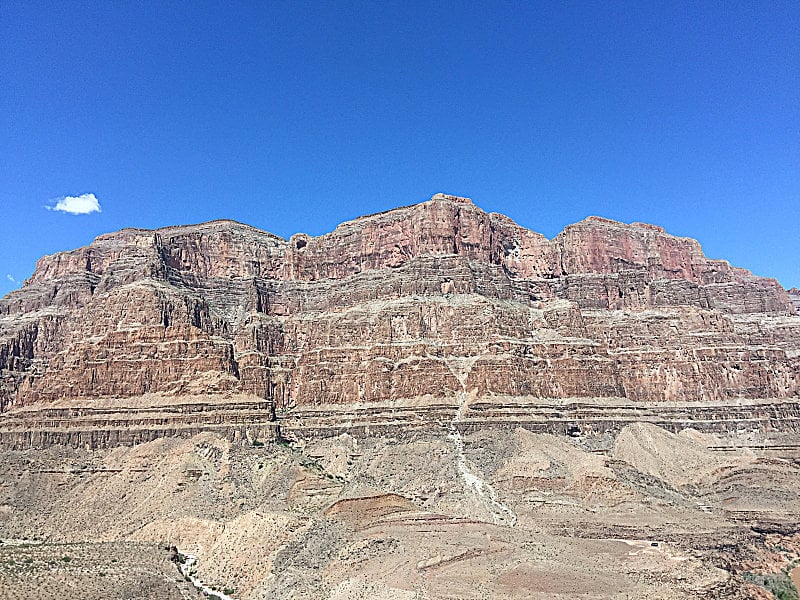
[0,193,797,438]
[789,288,800,312]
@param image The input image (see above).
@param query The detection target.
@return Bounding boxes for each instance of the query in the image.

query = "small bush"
[743,572,799,600]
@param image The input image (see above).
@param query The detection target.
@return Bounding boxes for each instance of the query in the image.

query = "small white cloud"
[48,193,102,215]
[6,274,16,284]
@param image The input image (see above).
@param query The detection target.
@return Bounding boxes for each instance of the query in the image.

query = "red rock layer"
[0,193,797,415]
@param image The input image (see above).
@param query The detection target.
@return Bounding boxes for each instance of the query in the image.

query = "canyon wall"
[0,193,797,446]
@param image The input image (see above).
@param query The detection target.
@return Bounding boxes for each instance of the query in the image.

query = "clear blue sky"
[1,1,798,297]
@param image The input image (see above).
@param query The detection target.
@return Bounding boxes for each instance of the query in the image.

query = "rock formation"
[1,193,799,600]
[789,288,800,311]
[0,193,798,446]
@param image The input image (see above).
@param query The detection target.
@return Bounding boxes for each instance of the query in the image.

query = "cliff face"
[3,193,799,600]
[0,193,798,444]
[789,288,800,311]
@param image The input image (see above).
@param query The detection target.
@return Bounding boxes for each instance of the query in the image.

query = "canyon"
[0,193,798,599]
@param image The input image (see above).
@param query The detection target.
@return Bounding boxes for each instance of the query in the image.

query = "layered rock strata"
[0,193,798,447]
[789,288,800,311]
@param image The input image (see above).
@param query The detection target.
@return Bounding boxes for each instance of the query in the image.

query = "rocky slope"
[1,425,798,599]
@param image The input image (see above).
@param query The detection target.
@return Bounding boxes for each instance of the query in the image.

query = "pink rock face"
[555,217,705,280]
[0,193,797,416]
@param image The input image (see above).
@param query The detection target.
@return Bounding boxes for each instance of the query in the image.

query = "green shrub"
[743,572,799,600]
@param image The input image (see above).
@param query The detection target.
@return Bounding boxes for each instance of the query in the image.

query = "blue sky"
[1,1,798,297]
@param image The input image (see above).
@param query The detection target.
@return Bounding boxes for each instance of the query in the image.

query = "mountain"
[0,193,798,599]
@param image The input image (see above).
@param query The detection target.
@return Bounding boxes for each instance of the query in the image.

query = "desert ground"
[1,421,798,599]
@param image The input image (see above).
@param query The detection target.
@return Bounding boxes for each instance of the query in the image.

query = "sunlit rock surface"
[0,194,798,599]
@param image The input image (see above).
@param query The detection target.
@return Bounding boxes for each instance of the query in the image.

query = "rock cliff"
[0,193,798,446]
[789,288,800,311]
[2,193,799,600]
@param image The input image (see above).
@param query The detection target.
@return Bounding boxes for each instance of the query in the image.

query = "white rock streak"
[444,356,517,527]
[177,552,237,600]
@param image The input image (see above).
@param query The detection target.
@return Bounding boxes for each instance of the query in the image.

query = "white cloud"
[6,274,16,284]
[48,193,102,215]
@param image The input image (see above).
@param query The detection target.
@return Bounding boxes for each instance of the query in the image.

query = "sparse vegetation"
[0,541,184,598]
[300,456,323,472]
[275,436,293,449]
[743,571,799,600]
